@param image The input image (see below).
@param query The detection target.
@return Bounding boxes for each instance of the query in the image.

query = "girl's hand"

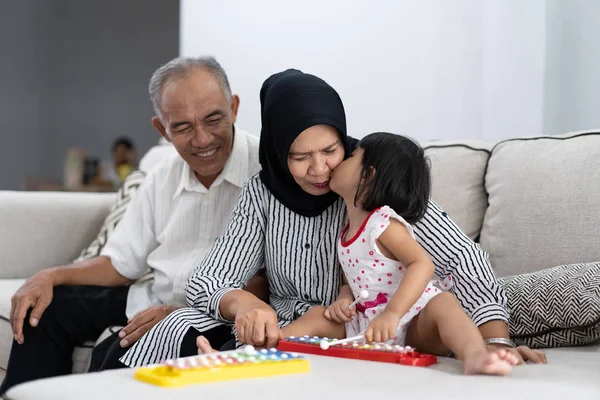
[324,297,355,323]
[364,311,401,343]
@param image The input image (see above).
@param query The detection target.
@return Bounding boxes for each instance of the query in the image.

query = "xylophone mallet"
[319,334,365,350]
[347,290,369,310]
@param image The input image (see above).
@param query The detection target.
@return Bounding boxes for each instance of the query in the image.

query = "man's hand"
[487,344,547,365]
[324,297,355,323]
[119,305,179,347]
[10,270,56,344]
[235,304,282,349]
[364,311,401,343]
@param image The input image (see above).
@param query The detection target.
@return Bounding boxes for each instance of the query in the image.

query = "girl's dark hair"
[354,132,430,224]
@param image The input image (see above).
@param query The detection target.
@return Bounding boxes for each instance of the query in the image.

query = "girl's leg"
[405,292,518,375]
[281,305,346,339]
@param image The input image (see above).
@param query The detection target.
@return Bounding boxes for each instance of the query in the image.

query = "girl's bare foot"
[196,335,216,354]
[463,348,518,376]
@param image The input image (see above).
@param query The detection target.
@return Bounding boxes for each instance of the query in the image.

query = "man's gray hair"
[148,56,232,120]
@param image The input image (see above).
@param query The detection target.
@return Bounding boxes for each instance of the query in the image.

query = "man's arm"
[12,172,158,345]
[10,256,131,344]
[50,255,132,287]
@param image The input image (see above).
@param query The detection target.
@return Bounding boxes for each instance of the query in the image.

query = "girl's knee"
[423,292,460,315]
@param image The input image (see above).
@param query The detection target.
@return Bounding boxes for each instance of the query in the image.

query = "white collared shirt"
[101,128,260,318]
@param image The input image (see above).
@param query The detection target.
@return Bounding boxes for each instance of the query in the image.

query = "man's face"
[152,69,239,187]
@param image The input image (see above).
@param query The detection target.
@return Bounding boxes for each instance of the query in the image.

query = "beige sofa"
[0,144,175,381]
[1,132,599,398]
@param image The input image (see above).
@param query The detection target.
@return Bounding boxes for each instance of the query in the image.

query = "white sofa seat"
[6,348,600,400]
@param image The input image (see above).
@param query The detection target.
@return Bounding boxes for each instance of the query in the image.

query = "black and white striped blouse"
[187,173,508,326]
[120,173,508,367]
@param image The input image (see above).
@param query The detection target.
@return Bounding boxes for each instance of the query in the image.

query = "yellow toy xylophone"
[135,345,310,388]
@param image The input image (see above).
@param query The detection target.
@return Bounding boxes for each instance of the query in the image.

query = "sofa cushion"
[480,131,600,277]
[0,192,116,279]
[6,346,600,400]
[422,141,492,240]
[73,170,146,262]
[500,261,600,348]
[0,279,25,371]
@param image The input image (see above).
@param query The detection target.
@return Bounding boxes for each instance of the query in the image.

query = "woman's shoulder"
[239,172,277,217]
[242,172,270,196]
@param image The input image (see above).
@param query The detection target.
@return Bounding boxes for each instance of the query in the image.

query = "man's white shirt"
[101,128,260,318]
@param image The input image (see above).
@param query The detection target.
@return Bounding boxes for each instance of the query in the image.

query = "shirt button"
[304,243,311,249]
[442,212,448,217]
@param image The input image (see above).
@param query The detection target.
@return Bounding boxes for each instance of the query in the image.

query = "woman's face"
[287,125,345,196]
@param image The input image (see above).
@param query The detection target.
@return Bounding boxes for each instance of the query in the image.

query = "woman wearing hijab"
[119,69,544,367]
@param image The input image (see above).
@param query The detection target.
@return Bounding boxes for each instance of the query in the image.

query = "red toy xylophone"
[277,335,436,366]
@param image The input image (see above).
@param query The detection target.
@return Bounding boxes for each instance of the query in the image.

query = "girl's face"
[287,125,345,196]
[329,147,364,198]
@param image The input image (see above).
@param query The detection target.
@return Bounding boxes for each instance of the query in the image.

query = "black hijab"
[258,69,358,217]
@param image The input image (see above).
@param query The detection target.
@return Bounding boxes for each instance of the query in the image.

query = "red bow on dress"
[355,292,388,313]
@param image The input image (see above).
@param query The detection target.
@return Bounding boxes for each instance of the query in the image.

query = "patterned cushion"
[500,262,600,348]
[73,170,146,262]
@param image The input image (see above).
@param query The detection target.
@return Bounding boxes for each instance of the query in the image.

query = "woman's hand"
[235,303,282,349]
[219,290,282,348]
[487,344,547,364]
[324,297,355,323]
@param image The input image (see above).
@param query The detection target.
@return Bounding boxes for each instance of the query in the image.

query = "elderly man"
[0,56,262,394]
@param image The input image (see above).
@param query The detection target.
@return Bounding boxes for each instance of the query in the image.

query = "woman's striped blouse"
[120,174,507,367]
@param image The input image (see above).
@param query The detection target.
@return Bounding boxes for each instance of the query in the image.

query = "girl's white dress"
[338,206,453,345]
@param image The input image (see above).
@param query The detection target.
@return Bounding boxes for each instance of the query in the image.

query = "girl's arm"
[337,273,354,302]
[376,219,435,319]
[337,284,354,301]
[324,273,356,322]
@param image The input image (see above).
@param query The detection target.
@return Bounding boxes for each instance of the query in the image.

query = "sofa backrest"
[423,140,492,241]
[137,133,600,279]
[479,131,600,277]
[0,191,116,279]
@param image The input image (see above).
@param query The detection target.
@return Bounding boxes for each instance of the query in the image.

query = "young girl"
[326,132,519,375]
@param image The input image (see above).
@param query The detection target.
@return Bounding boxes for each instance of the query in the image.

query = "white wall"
[482,1,546,140]
[181,0,599,142]
[543,0,600,135]
[0,1,49,190]
[0,0,179,190]
[42,0,180,184]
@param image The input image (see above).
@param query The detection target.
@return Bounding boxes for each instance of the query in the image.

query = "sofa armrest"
[0,191,116,279]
